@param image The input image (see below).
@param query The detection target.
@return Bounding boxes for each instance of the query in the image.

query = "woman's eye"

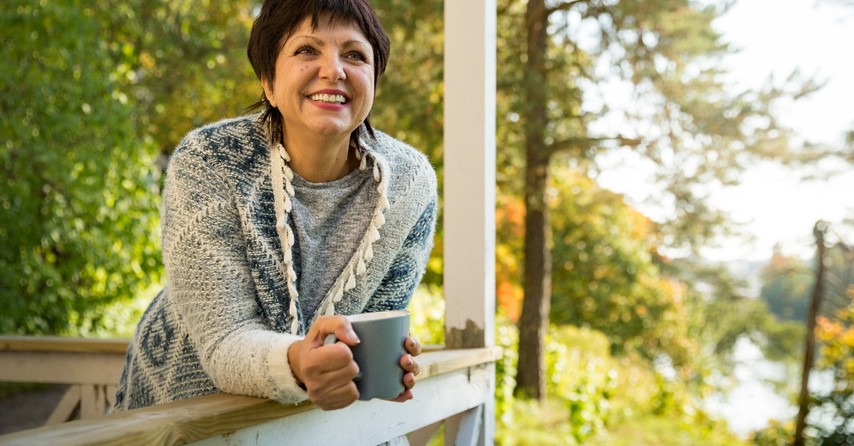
[295,46,316,56]
[345,51,367,62]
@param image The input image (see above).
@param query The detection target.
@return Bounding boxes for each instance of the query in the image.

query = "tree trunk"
[514,0,551,401]
[794,220,828,446]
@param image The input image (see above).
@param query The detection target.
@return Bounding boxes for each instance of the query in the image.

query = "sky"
[597,0,854,263]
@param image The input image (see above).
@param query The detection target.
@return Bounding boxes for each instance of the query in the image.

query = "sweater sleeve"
[161,142,307,404]
[363,197,437,312]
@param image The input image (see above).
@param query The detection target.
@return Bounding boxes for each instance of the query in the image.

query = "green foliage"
[496,317,618,445]
[548,165,691,365]
[492,312,737,445]
[758,238,853,326]
[371,0,443,165]
[749,419,797,446]
[546,325,618,441]
[99,0,259,157]
[761,318,805,363]
[589,413,750,446]
[0,0,279,336]
[597,2,822,252]
[408,285,445,346]
[759,250,813,322]
[372,0,445,287]
[502,322,624,444]
[692,285,777,358]
[1,1,162,335]
[0,383,52,400]
[494,312,520,423]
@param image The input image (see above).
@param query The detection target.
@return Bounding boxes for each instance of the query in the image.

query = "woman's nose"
[319,55,346,81]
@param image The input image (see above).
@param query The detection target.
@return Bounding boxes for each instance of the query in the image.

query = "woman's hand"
[287,315,361,410]
[386,335,422,402]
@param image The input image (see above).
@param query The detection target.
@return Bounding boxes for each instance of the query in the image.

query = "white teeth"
[310,93,346,104]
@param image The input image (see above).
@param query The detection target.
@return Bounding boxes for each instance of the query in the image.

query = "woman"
[114,0,436,412]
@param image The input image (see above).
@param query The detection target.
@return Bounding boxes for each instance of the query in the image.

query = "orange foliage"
[497,280,522,322]
[495,195,526,321]
[816,315,843,341]
[496,195,526,239]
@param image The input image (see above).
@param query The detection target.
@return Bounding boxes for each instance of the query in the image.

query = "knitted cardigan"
[114,115,437,410]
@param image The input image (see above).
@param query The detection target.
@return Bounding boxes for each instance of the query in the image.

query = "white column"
[443,1,497,443]
[443,0,496,350]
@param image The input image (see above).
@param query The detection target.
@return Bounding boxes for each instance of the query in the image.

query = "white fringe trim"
[271,143,301,335]
[271,142,391,331]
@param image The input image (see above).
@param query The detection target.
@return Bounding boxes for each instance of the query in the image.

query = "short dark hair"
[247,0,391,149]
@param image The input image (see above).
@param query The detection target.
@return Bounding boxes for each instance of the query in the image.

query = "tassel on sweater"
[270,142,392,330]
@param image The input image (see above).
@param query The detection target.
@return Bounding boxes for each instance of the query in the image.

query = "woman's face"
[263,16,375,147]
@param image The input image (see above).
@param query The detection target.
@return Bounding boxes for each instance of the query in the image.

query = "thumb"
[331,320,361,346]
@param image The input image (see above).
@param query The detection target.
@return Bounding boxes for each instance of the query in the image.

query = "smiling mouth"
[309,93,347,105]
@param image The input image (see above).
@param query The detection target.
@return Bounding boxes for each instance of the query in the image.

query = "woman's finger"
[404,336,422,356]
[309,379,359,410]
[399,354,421,376]
[402,371,416,390]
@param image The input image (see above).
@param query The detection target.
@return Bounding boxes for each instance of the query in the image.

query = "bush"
[495,317,620,444]
[749,419,796,446]
[409,287,742,445]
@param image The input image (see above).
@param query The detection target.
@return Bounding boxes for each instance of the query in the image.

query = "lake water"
[704,337,798,436]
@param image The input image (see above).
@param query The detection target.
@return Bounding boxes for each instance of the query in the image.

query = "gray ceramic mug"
[324,310,410,401]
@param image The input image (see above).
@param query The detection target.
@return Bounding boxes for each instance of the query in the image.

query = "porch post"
[443,0,496,350]
[443,1,497,444]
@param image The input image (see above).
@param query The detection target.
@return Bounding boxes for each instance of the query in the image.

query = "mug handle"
[323,333,338,345]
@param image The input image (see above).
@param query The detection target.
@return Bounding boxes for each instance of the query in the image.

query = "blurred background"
[1,0,852,444]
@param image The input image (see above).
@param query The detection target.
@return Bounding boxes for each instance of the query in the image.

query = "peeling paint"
[445,319,485,349]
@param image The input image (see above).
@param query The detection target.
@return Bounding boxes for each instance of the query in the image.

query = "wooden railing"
[0,336,128,424]
[0,336,500,445]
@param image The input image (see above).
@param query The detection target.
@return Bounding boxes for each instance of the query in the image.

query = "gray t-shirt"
[289,163,378,321]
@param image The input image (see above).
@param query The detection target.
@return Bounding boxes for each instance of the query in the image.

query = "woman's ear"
[261,77,276,108]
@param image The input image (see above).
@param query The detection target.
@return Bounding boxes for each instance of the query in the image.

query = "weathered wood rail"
[0,336,128,424]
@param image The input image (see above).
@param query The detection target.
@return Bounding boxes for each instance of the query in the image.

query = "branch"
[545,0,590,17]
[546,135,642,156]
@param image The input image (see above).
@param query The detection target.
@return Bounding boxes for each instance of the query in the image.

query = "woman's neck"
[283,133,358,183]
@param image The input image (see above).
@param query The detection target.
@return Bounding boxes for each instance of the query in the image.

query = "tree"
[1,1,162,334]
[548,165,691,364]
[500,0,823,400]
[97,0,259,161]
[759,236,853,324]
[1,0,264,335]
[759,246,813,322]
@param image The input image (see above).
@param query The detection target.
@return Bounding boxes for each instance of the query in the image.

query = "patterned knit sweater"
[114,115,437,410]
